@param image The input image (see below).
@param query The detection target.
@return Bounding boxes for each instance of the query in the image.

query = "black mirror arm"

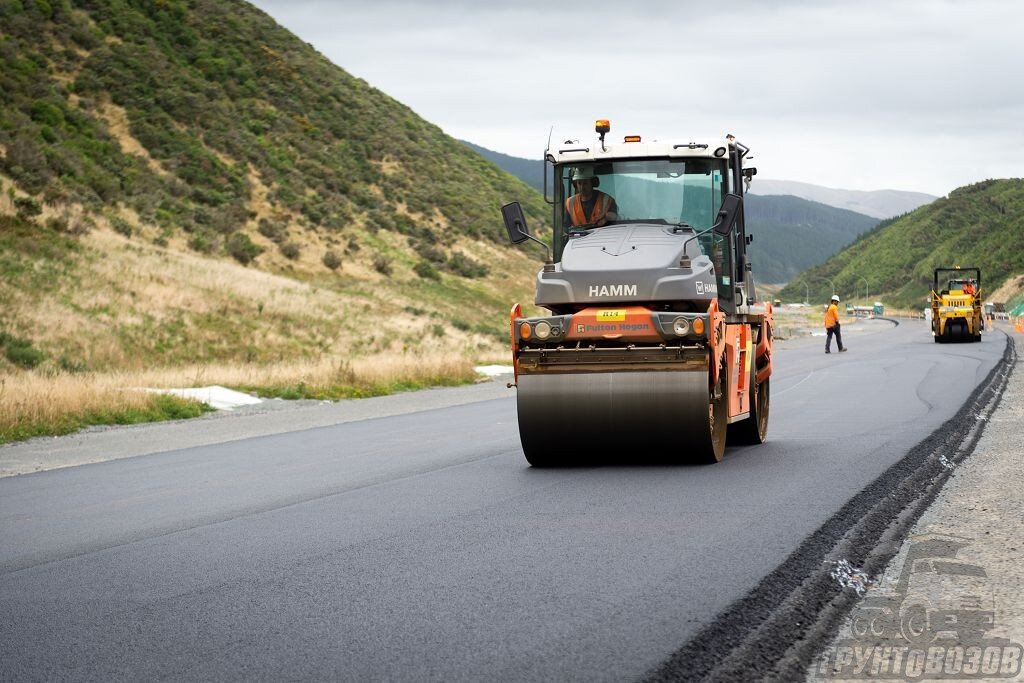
[678,224,718,268]
[522,231,554,269]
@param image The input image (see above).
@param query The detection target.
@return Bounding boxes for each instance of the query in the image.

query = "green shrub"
[447,252,489,278]
[373,254,393,276]
[257,218,287,243]
[226,232,264,265]
[322,249,342,270]
[14,196,42,219]
[413,260,440,280]
[188,231,217,254]
[110,216,133,238]
[451,318,471,331]
[279,240,301,260]
[1,333,45,369]
[30,100,64,127]
[413,240,446,264]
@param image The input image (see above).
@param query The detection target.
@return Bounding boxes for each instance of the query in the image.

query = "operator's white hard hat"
[571,167,597,182]
[831,294,841,302]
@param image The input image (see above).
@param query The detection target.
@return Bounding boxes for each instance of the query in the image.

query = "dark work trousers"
[825,324,844,352]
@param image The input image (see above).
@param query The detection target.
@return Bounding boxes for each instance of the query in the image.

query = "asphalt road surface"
[0,320,1007,681]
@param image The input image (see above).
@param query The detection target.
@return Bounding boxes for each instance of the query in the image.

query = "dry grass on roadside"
[129,352,480,398]
[2,371,152,425]
[0,353,480,443]
[0,371,211,444]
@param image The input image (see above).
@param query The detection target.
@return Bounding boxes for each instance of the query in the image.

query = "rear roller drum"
[728,364,770,446]
[692,363,728,464]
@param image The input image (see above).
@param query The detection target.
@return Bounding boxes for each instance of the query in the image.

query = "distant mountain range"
[461,141,544,192]
[747,180,937,219]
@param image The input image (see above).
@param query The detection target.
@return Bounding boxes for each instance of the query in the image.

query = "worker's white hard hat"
[831,295,840,302]
[571,167,597,182]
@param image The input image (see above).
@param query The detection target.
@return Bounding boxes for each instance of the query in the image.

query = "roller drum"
[516,368,715,466]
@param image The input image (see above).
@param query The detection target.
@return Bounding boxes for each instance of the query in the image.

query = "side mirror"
[712,193,742,235]
[501,202,530,244]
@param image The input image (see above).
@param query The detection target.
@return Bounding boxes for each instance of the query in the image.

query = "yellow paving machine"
[930,267,982,343]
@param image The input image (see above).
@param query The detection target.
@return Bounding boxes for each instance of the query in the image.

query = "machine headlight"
[535,321,552,339]
[672,317,690,336]
[692,318,705,335]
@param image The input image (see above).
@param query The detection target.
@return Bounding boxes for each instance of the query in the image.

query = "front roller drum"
[515,368,727,466]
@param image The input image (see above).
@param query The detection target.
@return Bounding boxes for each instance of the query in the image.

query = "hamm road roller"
[501,121,773,466]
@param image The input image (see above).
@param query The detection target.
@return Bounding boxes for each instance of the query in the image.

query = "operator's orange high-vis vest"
[565,192,610,226]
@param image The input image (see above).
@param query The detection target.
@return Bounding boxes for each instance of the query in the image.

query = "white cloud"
[249,0,1023,195]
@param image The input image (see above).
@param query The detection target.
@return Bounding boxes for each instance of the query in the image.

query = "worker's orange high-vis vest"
[824,304,839,328]
[565,192,610,226]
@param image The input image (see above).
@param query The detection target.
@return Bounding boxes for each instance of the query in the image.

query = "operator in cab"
[565,167,618,228]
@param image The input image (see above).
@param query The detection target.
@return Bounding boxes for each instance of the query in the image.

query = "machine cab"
[552,157,735,300]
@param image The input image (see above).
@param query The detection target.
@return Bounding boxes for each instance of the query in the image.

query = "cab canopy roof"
[547,138,739,165]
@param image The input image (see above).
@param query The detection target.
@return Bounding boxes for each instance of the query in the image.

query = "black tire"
[694,363,728,464]
[728,363,769,445]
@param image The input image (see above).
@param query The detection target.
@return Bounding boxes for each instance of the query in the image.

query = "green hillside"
[780,179,1024,308]
[745,194,878,283]
[0,0,549,372]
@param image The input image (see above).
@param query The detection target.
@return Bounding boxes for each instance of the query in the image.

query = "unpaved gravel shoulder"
[0,376,513,478]
[809,326,1024,682]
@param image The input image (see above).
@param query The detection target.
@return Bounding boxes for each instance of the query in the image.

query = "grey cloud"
[248,0,1024,194]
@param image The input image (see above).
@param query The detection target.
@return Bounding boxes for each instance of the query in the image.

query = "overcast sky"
[248,0,1022,196]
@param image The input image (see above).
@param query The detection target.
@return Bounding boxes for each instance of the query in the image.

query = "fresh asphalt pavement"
[0,319,1007,681]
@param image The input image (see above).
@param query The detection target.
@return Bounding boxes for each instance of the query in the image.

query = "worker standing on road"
[824,294,847,354]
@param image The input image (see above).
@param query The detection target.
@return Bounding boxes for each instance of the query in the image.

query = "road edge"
[642,331,1016,682]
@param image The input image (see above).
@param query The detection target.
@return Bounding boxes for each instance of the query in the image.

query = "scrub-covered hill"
[780,179,1024,308]
[0,0,549,373]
